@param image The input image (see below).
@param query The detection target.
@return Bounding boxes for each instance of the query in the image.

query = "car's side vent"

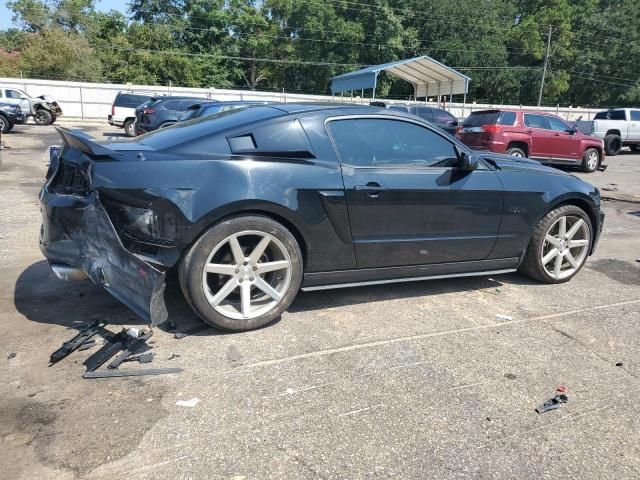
[50,160,91,195]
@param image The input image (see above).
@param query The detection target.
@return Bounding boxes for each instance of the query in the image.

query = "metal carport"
[330,55,470,106]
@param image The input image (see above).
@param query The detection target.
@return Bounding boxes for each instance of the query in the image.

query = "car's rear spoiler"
[55,127,122,157]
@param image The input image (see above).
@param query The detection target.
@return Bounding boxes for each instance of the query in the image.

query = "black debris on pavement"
[49,320,107,365]
[536,387,569,414]
[168,353,181,360]
[616,362,624,367]
[7,352,16,360]
[77,339,97,351]
[123,352,155,364]
[83,368,183,379]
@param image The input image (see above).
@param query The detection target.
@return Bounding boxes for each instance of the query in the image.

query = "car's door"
[628,110,640,141]
[327,117,504,269]
[523,113,553,158]
[545,115,581,160]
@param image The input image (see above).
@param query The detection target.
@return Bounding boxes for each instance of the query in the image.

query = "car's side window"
[524,114,549,129]
[328,118,459,168]
[5,89,22,99]
[630,110,640,121]
[547,116,571,132]
[433,109,456,123]
[498,111,516,125]
[415,107,434,121]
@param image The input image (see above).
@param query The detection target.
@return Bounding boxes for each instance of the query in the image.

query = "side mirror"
[449,120,459,126]
[459,152,480,170]
[568,126,578,134]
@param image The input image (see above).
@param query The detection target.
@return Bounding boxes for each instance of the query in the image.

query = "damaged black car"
[40,104,604,331]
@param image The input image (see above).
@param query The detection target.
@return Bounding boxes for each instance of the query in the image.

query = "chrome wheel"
[510,151,523,157]
[541,215,590,280]
[201,230,292,320]
[586,150,599,170]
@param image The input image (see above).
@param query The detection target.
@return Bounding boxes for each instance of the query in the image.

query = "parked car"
[0,102,24,133]
[135,96,205,134]
[108,91,157,137]
[575,108,640,155]
[179,100,274,122]
[456,109,605,172]
[0,87,62,125]
[41,104,604,331]
[370,102,459,135]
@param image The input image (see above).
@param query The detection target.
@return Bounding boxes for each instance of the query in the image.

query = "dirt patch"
[0,383,169,477]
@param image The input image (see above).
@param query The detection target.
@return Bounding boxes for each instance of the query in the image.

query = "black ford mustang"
[40,104,604,331]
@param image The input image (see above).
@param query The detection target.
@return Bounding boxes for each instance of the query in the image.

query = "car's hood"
[480,152,572,176]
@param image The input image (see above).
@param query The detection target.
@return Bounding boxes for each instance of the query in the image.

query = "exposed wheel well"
[507,141,528,156]
[191,209,308,267]
[605,129,621,137]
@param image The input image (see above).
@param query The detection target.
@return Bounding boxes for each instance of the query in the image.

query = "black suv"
[179,101,274,122]
[135,96,205,134]
[370,102,459,135]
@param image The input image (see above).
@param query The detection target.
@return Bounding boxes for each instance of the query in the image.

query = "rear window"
[462,111,500,127]
[115,93,152,108]
[136,106,285,150]
[594,110,626,120]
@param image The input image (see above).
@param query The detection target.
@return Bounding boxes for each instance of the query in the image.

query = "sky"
[0,0,130,30]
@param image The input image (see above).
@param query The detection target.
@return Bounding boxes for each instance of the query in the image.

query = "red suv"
[456,109,605,172]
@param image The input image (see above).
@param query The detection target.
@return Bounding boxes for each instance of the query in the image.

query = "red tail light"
[455,126,463,137]
[143,108,155,114]
[481,124,500,134]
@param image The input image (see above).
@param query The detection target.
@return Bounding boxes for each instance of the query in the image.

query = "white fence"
[0,77,605,122]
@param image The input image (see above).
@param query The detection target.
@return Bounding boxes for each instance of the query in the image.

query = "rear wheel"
[506,146,526,157]
[581,148,600,172]
[604,134,622,156]
[519,205,592,284]
[124,119,136,137]
[34,109,53,125]
[179,215,303,331]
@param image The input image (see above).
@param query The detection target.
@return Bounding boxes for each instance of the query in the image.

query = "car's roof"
[151,96,207,102]
[267,102,380,114]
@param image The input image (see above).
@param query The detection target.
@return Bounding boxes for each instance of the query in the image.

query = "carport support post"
[79,86,84,121]
[449,81,454,111]
[437,82,441,108]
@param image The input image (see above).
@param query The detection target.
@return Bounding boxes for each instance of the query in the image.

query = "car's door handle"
[554,133,561,136]
[526,129,533,133]
[355,182,386,198]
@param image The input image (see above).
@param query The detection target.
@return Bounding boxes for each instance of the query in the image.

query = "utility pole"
[537,25,553,106]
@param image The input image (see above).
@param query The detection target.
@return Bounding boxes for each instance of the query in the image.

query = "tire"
[629,144,640,153]
[581,148,600,173]
[179,215,303,331]
[519,205,593,284]
[0,115,10,134]
[124,119,136,137]
[604,134,622,156]
[506,147,526,157]
[34,109,53,125]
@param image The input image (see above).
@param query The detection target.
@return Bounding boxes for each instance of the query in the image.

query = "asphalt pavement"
[1,122,639,480]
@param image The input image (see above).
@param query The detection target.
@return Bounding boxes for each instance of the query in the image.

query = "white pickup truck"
[576,108,640,155]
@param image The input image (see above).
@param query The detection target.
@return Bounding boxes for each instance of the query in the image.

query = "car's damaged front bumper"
[39,188,168,325]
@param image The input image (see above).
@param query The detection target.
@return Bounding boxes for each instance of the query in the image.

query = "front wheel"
[179,215,303,331]
[519,205,592,284]
[581,148,600,172]
[34,109,53,125]
[0,114,10,134]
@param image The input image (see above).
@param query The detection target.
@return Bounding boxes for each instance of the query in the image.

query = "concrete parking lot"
[1,122,639,479]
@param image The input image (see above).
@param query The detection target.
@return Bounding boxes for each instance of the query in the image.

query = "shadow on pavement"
[14,261,537,336]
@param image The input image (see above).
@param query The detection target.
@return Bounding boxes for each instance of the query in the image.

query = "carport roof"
[330,55,470,98]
